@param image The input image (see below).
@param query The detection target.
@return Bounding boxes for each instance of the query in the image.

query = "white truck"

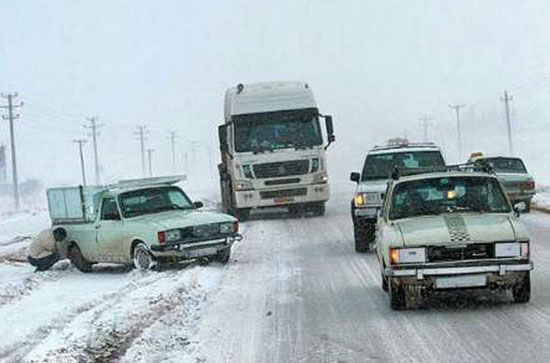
[218,81,335,220]
[46,176,241,272]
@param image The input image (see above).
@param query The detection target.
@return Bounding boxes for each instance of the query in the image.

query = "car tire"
[512,272,531,303]
[389,277,406,310]
[234,208,251,222]
[213,247,231,264]
[133,243,157,271]
[68,244,93,273]
[354,226,370,253]
[381,273,389,292]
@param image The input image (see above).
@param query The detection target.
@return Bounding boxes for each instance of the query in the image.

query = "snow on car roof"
[393,170,496,184]
[368,144,441,155]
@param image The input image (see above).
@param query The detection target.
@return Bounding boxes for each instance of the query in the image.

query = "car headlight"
[354,192,379,207]
[242,164,254,179]
[235,180,253,191]
[220,222,238,234]
[313,172,328,184]
[389,247,426,265]
[495,242,522,258]
[158,229,181,243]
[311,158,320,172]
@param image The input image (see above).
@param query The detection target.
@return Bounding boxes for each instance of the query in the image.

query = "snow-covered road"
[2,190,550,362]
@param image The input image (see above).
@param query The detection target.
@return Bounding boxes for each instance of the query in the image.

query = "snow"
[533,187,550,211]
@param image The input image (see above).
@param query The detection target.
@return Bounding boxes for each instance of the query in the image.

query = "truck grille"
[264,178,301,186]
[253,160,309,178]
[260,188,307,199]
[427,243,493,262]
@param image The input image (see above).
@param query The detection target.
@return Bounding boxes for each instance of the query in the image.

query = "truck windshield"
[390,176,511,220]
[361,151,445,181]
[477,157,527,174]
[233,108,323,152]
[119,187,193,218]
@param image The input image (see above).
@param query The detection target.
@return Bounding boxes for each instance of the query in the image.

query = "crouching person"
[27,228,66,272]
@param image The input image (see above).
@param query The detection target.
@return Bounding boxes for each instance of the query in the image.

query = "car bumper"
[386,261,533,289]
[234,183,329,209]
[150,234,242,259]
[506,192,535,203]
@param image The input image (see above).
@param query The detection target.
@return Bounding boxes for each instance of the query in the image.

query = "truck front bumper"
[386,261,533,289]
[234,183,329,209]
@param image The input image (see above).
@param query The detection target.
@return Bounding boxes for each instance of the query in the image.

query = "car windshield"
[479,158,527,173]
[119,186,193,218]
[361,151,445,181]
[390,176,511,220]
[234,108,323,152]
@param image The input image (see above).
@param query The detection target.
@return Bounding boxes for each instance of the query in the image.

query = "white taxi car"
[376,166,533,310]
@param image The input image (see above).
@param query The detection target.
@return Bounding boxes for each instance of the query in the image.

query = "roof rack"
[108,175,187,189]
[390,163,494,180]
[372,142,438,151]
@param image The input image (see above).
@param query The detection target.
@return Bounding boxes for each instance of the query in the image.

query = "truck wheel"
[308,202,325,216]
[68,244,93,273]
[213,247,231,264]
[389,277,406,310]
[512,272,531,303]
[133,243,157,271]
[234,208,251,222]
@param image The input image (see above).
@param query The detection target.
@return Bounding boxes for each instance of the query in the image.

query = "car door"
[95,198,128,263]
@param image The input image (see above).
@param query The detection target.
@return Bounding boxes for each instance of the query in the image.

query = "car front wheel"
[133,243,157,271]
[389,277,406,310]
[512,272,531,303]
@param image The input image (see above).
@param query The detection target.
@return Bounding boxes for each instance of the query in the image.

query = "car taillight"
[233,221,239,233]
[528,180,535,190]
[157,231,166,244]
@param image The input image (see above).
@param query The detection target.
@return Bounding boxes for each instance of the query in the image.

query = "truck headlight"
[354,192,378,208]
[495,242,521,257]
[242,164,254,179]
[220,221,238,234]
[311,158,320,172]
[389,247,426,265]
[235,180,253,191]
[313,172,328,184]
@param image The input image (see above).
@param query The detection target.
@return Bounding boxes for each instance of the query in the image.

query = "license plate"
[187,247,217,258]
[435,274,487,289]
[274,197,294,204]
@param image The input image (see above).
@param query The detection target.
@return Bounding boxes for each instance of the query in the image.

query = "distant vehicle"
[349,140,445,252]
[376,165,533,310]
[46,176,241,272]
[469,153,536,211]
[217,81,335,221]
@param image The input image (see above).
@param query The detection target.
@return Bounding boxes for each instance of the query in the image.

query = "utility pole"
[419,115,433,142]
[147,148,155,177]
[449,104,466,160]
[134,125,148,177]
[73,139,87,187]
[84,116,103,185]
[501,90,514,156]
[189,140,200,171]
[0,93,23,209]
[169,130,177,173]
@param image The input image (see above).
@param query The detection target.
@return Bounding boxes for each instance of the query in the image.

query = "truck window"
[101,198,121,221]
[361,151,445,181]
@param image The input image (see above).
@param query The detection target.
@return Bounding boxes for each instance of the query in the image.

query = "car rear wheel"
[389,277,406,310]
[133,243,156,271]
[68,244,93,273]
[512,272,531,303]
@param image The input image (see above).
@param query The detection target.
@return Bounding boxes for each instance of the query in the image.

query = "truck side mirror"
[324,115,335,148]
[350,172,360,183]
[218,125,229,153]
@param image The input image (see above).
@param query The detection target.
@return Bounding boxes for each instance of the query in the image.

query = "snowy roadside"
[532,186,550,213]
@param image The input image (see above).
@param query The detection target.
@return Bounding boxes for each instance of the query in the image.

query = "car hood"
[127,210,236,230]
[357,179,388,193]
[394,213,518,247]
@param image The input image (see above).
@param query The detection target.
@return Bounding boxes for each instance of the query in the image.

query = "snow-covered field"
[2,188,550,362]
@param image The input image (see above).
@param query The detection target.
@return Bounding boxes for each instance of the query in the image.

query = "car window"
[100,198,120,221]
[482,158,527,173]
[362,151,445,181]
[119,187,193,218]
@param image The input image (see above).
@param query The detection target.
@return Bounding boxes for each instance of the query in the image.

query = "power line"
[418,114,434,142]
[449,104,466,160]
[500,90,514,156]
[0,93,23,209]
[134,125,148,177]
[73,139,87,187]
[84,116,103,185]
[169,130,177,173]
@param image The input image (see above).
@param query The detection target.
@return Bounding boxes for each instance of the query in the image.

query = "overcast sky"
[1,0,550,191]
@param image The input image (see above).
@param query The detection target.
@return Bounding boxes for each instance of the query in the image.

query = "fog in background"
[1,0,550,202]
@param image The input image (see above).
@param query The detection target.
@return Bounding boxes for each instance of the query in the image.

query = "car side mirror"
[514,201,526,215]
[194,201,204,209]
[350,172,360,183]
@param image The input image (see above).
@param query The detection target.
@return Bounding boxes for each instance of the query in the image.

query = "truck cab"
[350,140,445,252]
[218,81,335,220]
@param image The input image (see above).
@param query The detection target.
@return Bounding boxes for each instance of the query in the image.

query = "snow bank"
[533,186,550,211]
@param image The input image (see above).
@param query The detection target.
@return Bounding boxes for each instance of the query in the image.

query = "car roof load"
[390,163,494,180]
